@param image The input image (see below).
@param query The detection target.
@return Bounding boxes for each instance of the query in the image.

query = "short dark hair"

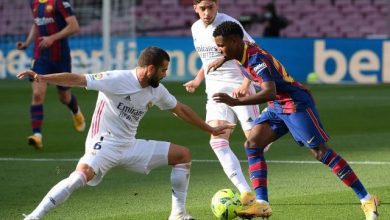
[138,47,170,68]
[213,21,244,39]
[193,0,217,4]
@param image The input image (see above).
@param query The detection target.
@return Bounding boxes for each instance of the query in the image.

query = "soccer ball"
[211,188,242,220]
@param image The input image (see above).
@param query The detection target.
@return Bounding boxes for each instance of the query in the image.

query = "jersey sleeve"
[85,71,129,94]
[154,85,178,110]
[249,55,274,82]
[56,0,75,18]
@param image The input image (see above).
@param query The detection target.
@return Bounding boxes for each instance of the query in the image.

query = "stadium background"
[0,0,389,219]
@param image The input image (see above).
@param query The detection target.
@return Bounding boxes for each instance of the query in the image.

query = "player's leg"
[28,58,52,149]
[55,60,85,132]
[286,106,379,220]
[121,139,194,220]
[167,144,195,220]
[209,119,255,206]
[23,164,92,220]
[237,122,278,218]
[310,144,379,219]
[207,103,254,199]
[23,138,119,220]
[28,80,47,149]
[57,87,86,132]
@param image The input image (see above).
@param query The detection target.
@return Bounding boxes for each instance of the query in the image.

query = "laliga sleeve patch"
[91,73,104,80]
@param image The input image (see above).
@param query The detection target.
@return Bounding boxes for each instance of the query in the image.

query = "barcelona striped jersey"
[30,0,74,61]
[240,41,314,114]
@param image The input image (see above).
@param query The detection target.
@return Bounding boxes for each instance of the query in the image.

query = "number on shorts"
[93,142,102,150]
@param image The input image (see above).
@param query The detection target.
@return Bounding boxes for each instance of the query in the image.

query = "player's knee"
[32,93,44,104]
[310,145,328,161]
[245,138,258,149]
[58,96,70,104]
[76,165,95,182]
[180,147,192,163]
[58,90,72,104]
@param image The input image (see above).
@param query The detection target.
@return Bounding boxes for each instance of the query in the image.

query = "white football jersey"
[191,12,255,86]
[85,69,177,143]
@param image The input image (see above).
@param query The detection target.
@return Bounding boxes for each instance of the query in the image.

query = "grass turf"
[0,80,389,219]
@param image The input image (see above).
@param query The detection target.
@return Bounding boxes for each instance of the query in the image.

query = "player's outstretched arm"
[17,70,87,87]
[170,101,234,135]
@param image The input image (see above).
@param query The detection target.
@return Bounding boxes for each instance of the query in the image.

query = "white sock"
[170,162,191,216]
[30,171,87,218]
[360,193,372,203]
[210,139,252,193]
[256,199,269,205]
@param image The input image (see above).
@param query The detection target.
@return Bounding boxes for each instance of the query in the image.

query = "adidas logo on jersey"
[247,117,253,122]
[125,95,131,101]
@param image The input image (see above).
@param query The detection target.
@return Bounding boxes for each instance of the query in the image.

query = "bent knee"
[169,146,192,165]
[32,93,44,104]
[310,145,329,161]
[76,164,95,181]
[245,139,259,149]
[179,147,192,163]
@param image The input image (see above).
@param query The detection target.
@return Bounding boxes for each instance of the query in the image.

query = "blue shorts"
[31,58,71,91]
[255,104,330,148]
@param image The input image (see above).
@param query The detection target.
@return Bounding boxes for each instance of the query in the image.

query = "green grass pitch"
[0,80,389,219]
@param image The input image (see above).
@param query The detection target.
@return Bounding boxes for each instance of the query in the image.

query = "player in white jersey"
[18,47,232,220]
[183,0,262,205]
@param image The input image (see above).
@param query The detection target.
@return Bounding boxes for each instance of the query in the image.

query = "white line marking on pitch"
[0,158,389,165]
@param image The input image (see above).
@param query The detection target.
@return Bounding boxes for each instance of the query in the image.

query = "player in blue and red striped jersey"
[211,21,379,220]
[16,0,85,149]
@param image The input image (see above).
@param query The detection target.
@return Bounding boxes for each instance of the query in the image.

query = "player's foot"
[237,201,272,219]
[167,212,196,220]
[240,192,256,206]
[27,133,43,149]
[23,213,40,220]
[361,195,379,220]
[72,110,85,132]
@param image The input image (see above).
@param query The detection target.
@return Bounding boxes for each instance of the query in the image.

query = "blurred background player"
[183,0,262,206]
[18,47,233,220]
[16,0,85,149]
[258,2,289,37]
[211,21,379,220]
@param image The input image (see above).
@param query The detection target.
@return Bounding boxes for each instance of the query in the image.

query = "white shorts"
[206,102,259,131]
[78,137,170,186]
[205,79,260,131]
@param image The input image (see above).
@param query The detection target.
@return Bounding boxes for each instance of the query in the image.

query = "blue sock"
[30,104,43,134]
[246,147,268,202]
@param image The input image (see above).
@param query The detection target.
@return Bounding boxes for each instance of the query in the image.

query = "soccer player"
[18,47,233,220]
[16,0,85,149]
[183,0,262,205]
[211,21,379,220]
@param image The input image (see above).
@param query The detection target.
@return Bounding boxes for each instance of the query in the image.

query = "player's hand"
[16,41,27,50]
[38,36,55,49]
[232,86,248,98]
[205,57,225,74]
[17,70,39,81]
[210,123,236,136]
[183,80,199,93]
[212,93,240,106]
